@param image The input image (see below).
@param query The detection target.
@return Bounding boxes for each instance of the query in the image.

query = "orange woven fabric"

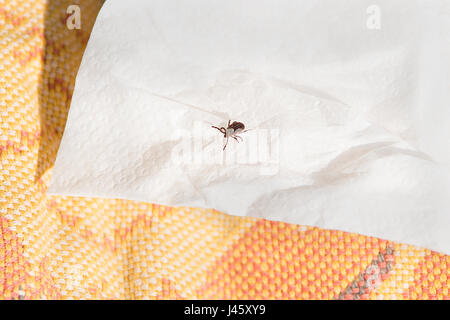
[0,0,448,300]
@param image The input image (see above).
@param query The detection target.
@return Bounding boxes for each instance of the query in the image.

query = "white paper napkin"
[48,0,450,254]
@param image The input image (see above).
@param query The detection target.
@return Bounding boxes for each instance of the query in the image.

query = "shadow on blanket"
[36,0,104,182]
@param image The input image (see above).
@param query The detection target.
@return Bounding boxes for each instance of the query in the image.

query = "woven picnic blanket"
[0,0,448,300]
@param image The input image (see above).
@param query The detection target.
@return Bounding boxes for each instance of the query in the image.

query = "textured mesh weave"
[0,0,448,300]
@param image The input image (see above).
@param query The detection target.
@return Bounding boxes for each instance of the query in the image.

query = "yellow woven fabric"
[0,0,448,300]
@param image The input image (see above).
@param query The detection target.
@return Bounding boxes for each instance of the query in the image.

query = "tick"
[212,120,249,150]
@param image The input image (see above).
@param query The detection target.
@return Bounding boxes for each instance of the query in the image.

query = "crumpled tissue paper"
[48,0,450,254]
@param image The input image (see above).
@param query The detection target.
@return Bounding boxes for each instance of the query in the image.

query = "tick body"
[212,120,249,150]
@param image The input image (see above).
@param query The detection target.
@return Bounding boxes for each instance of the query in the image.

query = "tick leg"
[228,120,231,127]
[234,135,243,142]
[223,136,229,150]
[212,126,226,136]
[232,136,240,143]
